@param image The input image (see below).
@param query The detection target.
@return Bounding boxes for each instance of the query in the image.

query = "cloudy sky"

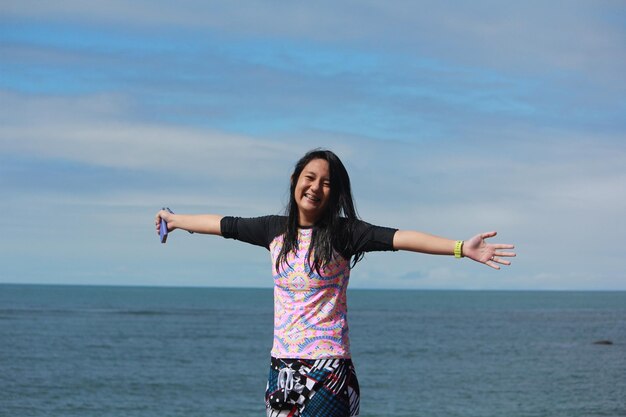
[1,1,625,290]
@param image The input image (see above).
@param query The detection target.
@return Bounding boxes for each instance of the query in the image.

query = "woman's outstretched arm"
[155,209,223,236]
[393,230,516,270]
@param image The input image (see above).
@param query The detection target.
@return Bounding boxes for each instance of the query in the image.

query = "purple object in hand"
[160,207,173,244]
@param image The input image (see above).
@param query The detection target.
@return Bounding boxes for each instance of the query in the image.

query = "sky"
[1,1,625,290]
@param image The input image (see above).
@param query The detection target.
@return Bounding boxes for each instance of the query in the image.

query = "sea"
[1,284,624,417]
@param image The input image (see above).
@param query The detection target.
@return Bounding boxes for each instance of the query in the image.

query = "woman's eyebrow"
[302,169,330,181]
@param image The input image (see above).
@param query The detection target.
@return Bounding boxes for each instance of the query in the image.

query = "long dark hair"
[276,149,364,274]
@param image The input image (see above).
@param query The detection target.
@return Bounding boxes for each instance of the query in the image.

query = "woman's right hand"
[155,209,175,237]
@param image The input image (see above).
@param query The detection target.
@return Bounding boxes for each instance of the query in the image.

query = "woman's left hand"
[463,231,516,269]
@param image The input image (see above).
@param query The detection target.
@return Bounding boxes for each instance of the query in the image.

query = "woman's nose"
[309,181,321,191]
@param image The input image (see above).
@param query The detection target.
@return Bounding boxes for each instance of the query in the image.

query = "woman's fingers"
[494,251,516,258]
[492,257,511,265]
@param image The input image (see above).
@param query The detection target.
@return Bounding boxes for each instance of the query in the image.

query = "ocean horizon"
[1,284,624,416]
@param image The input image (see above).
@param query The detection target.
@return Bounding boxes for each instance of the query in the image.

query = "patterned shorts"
[265,357,360,417]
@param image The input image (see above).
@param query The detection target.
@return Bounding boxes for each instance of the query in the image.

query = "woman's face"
[294,158,331,226]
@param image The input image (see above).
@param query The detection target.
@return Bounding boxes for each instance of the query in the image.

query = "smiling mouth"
[304,193,321,203]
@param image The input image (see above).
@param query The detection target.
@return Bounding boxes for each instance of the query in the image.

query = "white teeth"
[305,193,320,202]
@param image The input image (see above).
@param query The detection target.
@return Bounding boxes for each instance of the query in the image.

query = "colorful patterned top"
[221,216,397,359]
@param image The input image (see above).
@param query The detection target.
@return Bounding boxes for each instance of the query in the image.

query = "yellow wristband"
[454,240,464,258]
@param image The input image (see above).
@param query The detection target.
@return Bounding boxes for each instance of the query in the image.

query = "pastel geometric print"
[270,229,352,359]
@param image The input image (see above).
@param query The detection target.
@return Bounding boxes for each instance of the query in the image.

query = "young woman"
[155,149,515,417]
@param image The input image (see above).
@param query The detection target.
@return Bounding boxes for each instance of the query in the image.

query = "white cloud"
[3,1,624,83]
[0,91,297,181]
[2,0,625,289]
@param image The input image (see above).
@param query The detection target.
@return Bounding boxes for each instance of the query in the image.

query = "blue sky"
[1,1,625,290]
